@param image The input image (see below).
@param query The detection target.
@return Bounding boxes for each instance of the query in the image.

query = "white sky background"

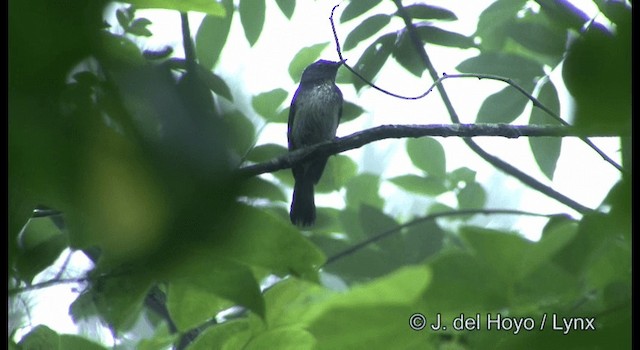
[12,0,622,347]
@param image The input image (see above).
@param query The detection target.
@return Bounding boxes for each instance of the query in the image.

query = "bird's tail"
[290,178,316,227]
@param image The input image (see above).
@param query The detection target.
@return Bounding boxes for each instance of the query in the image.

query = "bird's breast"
[291,84,341,148]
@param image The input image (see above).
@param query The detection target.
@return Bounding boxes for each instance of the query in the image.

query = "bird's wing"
[287,87,301,150]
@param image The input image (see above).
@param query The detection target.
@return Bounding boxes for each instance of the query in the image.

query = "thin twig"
[8,277,90,296]
[389,0,594,215]
[325,209,574,265]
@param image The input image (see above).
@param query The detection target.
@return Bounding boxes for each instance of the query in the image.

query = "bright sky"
[12,0,622,346]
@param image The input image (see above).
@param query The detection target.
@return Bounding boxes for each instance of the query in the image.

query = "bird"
[288,59,344,227]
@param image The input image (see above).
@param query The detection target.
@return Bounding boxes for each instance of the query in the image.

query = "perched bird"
[288,59,344,227]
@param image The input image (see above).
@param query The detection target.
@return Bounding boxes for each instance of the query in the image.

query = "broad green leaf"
[313,207,345,235]
[359,204,397,238]
[245,327,315,350]
[456,182,486,209]
[398,4,457,21]
[447,167,476,189]
[196,0,234,70]
[340,101,365,123]
[225,110,255,159]
[199,67,233,101]
[316,155,358,193]
[475,0,527,51]
[19,326,106,350]
[245,143,288,163]
[406,137,446,178]
[352,33,395,91]
[345,173,383,209]
[421,250,509,317]
[253,88,288,120]
[392,32,425,77]
[15,218,67,283]
[167,259,260,329]
[263,278,328,328]
[343,14,390,51]
[275,0,296,19]
[239,0,266,46]
[306,266,431,349]
[460,224,577,284]
[389,174,447,196]
[126,18,153,37]
[240,177,287,202]
[289,43,331,82]
[507,21,566,57]
[189,319,251,350]
[116,8,131,29]
[91,274,154,332]
[529,81,561,180]
[456,53,543,86]
[126,0,226,16]
[212,205,325,279]
[402,220,445,264]
[476,86,530,123]
[340,0,383,23]
[563,19,630,132]
[414,24,475,49]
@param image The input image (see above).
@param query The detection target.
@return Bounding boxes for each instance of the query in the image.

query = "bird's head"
[300,59,345,84]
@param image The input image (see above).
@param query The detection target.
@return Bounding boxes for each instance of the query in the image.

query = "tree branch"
[390,0,597,215]
[324,209,574,266]
[238,123,622,178]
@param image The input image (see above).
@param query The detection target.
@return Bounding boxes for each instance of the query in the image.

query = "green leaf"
[199,67,233,101]
[245,327,315,350]
[240,177,287,202]
[288,43,331,82]
[213,205,325,279]
[456,182,486,209]
[507,21,566,57]
[168,258,261,329]
[456,53,543,86]
[460,223,577,284]
[275,0,295,19]
[340,0,383,22]
[389,174,447,196]
[252,88,288,120]
[15,218,68,283]
[476,86,530,123]
[239,0,266,46]
[398,4,457,21]
[447,167,476,188]
[392,32,425,77]
[562,20,630,132]
[341,101,365,123]
[343,14,391,51]
[402,220,445,264]
[245,143,288,163]
[225,110,256,158]
[359,204,397,238]
[18,325,59,349]
[306,266,431,349]
[196,0,234,70]
[126,0,226,16]
[316,155,358,193]
[59,335,108,350]
[116,8,131,29]
[91,274,154,332]
[352,33,395,91]
[188,319,251,350]
[475,0,527,51]
[406,137,446,178]
[414,24,475,49]
[529,81,561,180]
[345,173,383,210]
[126,18,153,37]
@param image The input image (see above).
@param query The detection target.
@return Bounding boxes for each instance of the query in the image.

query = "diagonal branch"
[390,0,595,215]
[237,123,622,178]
